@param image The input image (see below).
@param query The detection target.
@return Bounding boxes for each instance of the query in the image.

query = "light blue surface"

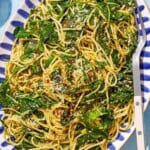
[122,104,150,150]
[0,0,150,149]
[0,0,21,33]
[0,0,12,26]
[147,0,150,5]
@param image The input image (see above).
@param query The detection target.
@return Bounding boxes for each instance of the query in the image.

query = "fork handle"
[134,96,145,150]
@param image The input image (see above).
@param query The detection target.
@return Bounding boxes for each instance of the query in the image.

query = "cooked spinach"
[82,106,113,124]
[110,11,129,21]
[14,27,30,38]
[45,55,55,68]
[0,80,54,117]
[109,60,133,106]
[0,80,13,107]
[39,21,59,44]
[11,66,24,75]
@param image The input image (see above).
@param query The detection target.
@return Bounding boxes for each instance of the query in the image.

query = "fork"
[132,4,147,150]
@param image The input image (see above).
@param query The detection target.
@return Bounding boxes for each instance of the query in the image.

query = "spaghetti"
[0,0,137,149]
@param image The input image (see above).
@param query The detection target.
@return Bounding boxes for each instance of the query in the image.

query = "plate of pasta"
[0,0,150,150]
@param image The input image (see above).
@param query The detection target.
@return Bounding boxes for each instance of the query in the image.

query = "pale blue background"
[0,0,150,149]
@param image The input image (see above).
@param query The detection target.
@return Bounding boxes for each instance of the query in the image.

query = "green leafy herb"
[40,22,58,44]
[109,88,133,106]
[31,65,36,74]
[88,80,102,90]
[0,80,54,117]
[0,80,16,108]
[14,27,30,38]
[24,41,44,55]
[60,113,74,126]
[96,61,107,69]
[110,11,129,21]
[20,53,34,61]
[82,106,113,123]
[112,50,119,66]
[31,60,43,74]
[45,55,55,68]
[15,141,34,149]
[77,135,89,148]
[12,66,24,75]
[77,128,108,148]
[109,60,133,106]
